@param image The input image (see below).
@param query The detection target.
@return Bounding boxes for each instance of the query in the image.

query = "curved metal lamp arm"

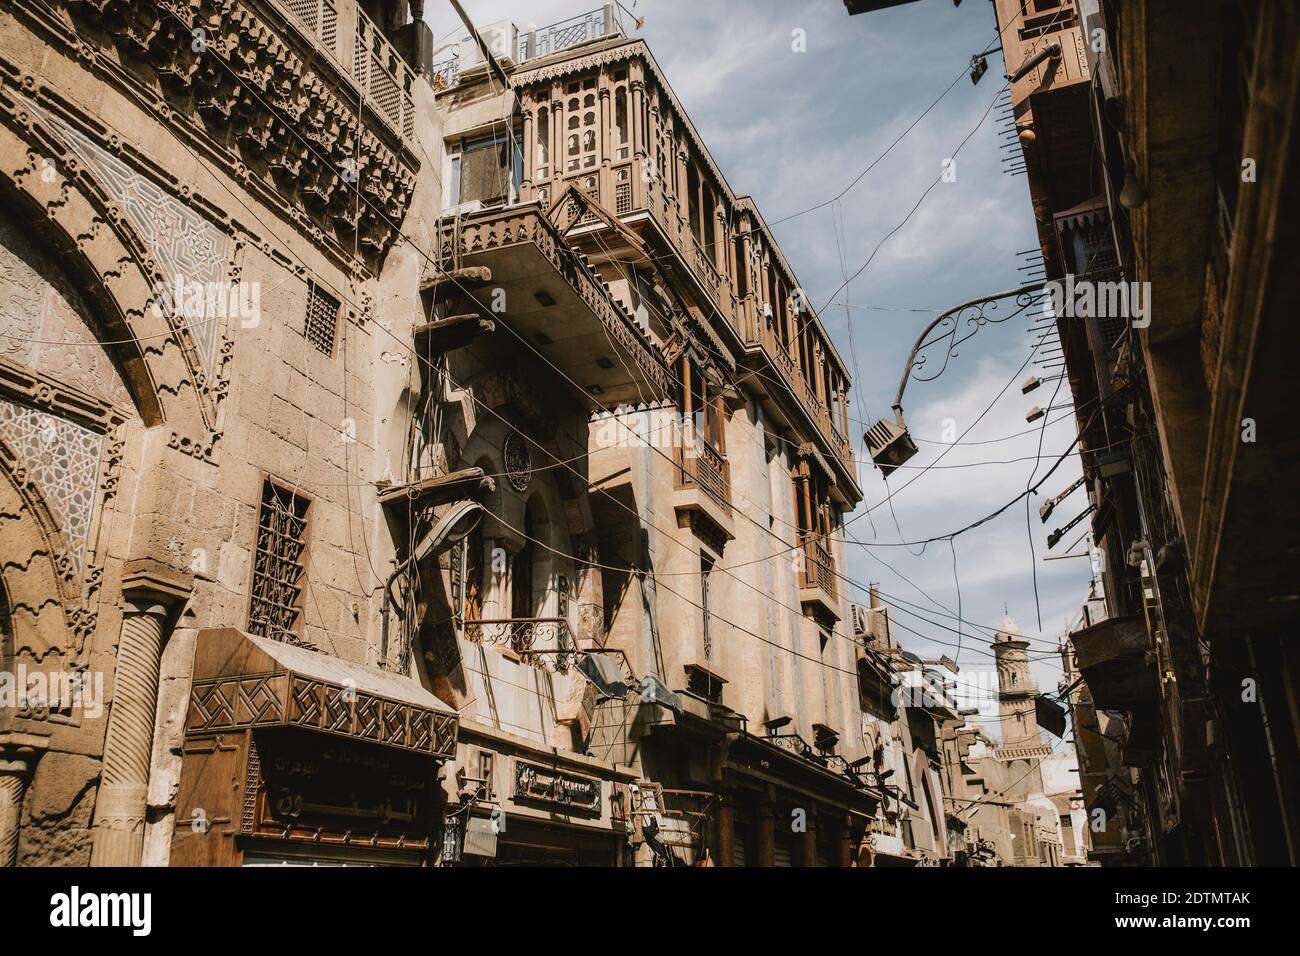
[893,281,1047,417]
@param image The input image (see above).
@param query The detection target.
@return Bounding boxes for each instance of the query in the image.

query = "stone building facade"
[1,0,921,868]
[425,9,876,866]
[0,0,459,865]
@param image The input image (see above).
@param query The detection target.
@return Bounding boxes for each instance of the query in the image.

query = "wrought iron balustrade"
[518,4,625,61]
[430,3,632,90]
[462,616,578,669]
[765,732,828,766]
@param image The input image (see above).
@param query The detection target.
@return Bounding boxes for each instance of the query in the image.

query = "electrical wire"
[111,2,1085,683]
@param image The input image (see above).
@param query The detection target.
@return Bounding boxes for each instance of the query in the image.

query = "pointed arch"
[0,101,220,435]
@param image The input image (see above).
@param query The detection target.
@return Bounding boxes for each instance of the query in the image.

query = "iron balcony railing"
[432,3,632,90]
[462,616,579,669]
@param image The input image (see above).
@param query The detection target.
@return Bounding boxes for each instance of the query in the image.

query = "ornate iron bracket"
[895,281,1048,412]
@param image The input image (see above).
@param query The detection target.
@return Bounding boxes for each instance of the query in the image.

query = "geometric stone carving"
[0,211,134,411]
[35,108,230,373]
[0,396,104,580]
[63,0,417,262]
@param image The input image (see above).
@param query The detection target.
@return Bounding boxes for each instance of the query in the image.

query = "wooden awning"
[1069,616,1155,711]
[185,628,458,759]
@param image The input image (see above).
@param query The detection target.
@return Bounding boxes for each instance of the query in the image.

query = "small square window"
[304,281,340,356]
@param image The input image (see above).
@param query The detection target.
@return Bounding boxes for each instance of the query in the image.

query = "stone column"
[519,91,534,201]
[839,814,854,868]
[800,809,818,867]
[716,796,735,867]
[90,560,191,867]
[0,733,47,867]
[756,801,775,867]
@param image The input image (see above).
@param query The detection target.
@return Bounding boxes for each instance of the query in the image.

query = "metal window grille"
[305,281,340,356]
[700,555,713,660]
[248,481,311,642]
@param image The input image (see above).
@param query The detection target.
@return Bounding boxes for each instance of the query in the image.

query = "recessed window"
[304,280,340,356]
[249,479,311,643]
[450,132,522,207]
[478,751,495,799]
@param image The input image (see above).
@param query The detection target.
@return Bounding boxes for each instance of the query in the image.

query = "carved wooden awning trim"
[185,628,457,758]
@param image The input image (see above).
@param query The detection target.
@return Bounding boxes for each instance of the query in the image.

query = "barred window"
[248,480,311,642]
[304,280,340,356]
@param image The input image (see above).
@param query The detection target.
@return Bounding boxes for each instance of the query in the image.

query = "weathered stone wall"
[0,0,441,865]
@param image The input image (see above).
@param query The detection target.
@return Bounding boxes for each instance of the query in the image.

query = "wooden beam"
[413,312,496,354]
[420,265,492,294]
[377,467,495,510]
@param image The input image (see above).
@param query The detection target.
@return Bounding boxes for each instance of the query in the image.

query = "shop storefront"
[169,628,459,866]
[717,733,877,867]
[440,719,635,866]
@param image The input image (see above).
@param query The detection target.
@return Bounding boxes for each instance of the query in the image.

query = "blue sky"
[427,0,1093,729]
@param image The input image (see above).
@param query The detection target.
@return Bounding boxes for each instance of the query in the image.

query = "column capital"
[121,558,193,606]
[0,732,49,774]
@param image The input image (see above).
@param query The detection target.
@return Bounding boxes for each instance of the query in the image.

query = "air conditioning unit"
[462,816,499,859]
[458,20,517,72]
[851,604,870,638]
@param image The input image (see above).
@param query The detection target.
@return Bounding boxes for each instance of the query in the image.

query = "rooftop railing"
[432,3,633,90]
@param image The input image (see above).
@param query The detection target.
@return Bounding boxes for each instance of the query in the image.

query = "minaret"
[993,614,1045,749]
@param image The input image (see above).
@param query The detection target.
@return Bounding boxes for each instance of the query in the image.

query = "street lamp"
[924,655,961,675]
[1039,475,1085,524]
[865,282,1047,476]
[1022,373,1064,395]
[1026,403,1070,424]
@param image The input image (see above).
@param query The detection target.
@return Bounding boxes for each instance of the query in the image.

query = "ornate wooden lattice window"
[614,84,630,161]
[565,78,599,172]
[248,479,312,642]
[1017,0,1077,39]
[304,280,340,356]
[535,105,551,181]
